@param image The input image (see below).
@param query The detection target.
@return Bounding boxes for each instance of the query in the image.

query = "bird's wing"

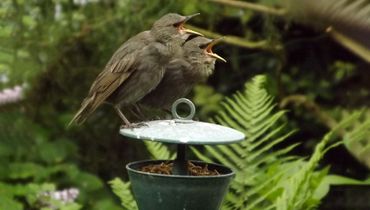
[88,31,153,93]
[89,52,137,94]
[68,41,144,126]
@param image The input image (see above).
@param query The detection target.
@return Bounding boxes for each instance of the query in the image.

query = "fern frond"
[144,141,175,160]
[190,147,214,163]
[193,75,296,210]
[339,110,370,168]
[192,75,370,210]
[276,112,365,210]
[216,145,245,168]
[108,178,138,210]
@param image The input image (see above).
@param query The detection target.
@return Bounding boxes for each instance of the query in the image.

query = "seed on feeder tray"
[140,161,220,176]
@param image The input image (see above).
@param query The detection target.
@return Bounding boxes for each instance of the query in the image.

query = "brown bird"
[140,36,226,110]
[68,13,202,127]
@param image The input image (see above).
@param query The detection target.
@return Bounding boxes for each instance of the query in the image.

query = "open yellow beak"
[205,37,227,62]
[181,27,203,36]
[178,13,204,36]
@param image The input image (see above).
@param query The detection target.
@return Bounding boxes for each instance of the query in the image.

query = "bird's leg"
[134,104,149,120]
[129,104,147,121]
[115,105,148,129]
[128,107,143,121]
[114,106,131,126]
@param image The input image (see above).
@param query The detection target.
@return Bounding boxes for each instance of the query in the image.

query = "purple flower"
[0,85,24,105]
[38,187,80,208]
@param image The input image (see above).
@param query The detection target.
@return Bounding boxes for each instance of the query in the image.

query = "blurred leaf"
[0,196,23,210]
[91,199,123,210]
[193,84,223,119]
[182,0,198,15]
[38,139,77,164]
[330,61,355,83]
[8,162,46,180]
[314,175,370,200]
[73,172,103,192]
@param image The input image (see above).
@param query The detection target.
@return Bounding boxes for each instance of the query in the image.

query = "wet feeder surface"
[120,119,245,145]
[121,97,244,145]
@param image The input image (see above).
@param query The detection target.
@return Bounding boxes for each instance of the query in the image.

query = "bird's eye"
[173,22,181,27]
[199,44,208,49]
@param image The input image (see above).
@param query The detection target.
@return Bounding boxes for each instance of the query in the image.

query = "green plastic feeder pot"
[126,159,234,210]
[120,98,245,210]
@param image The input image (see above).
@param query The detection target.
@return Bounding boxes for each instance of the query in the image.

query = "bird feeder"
[120,98,245,210]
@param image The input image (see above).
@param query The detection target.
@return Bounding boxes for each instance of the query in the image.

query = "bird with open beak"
[68,13,202,128]
[140,36,226,110]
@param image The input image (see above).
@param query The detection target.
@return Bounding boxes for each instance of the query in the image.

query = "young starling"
[68,13,202,127]
[140,36,226,110]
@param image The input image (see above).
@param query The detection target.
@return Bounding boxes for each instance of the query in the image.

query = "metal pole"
[173,144,187,175]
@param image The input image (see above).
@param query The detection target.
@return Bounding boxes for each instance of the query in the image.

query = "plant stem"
[208,0,286,16]
[187,25,274,50]
[279,94,338,129]
[327,27,370,63]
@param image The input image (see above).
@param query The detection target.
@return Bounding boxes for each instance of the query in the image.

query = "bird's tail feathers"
[67,95,97,128]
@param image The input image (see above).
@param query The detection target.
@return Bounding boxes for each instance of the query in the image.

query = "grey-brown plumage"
[68,13,201,127]
[140,36,226,110]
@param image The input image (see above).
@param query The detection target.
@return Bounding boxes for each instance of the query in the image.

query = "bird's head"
[183,37,226,78]
[151,13,203,43]
[184,37,226,63]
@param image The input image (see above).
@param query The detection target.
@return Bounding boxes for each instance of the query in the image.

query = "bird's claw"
[121,122,148,129]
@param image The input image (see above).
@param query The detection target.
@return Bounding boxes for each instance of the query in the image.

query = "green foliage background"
[0,0,369,209]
